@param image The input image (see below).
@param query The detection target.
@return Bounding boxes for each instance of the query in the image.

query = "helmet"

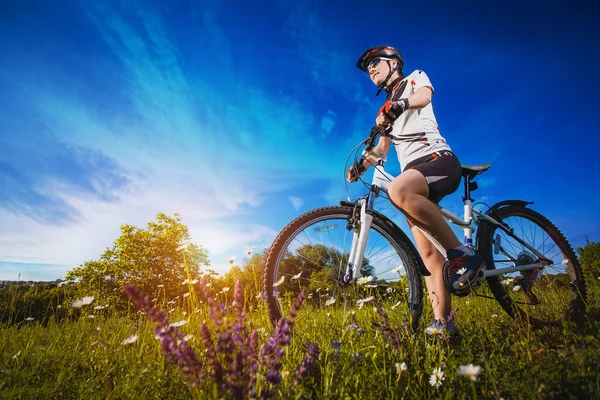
[356,46,404,72]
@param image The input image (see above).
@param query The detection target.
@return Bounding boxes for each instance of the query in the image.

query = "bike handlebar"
[349,125,394,181]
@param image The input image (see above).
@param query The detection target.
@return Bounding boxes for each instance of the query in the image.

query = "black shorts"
[404,150,462,203]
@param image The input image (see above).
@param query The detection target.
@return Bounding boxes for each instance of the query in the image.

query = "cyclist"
[349,45,486,336]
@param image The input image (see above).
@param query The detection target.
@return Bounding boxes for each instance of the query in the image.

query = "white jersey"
[386,70,451,169]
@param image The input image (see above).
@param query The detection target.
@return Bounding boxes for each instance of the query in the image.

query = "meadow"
[1,247,599,400]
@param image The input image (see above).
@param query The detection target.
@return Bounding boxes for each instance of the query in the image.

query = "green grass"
[1,280,599,400]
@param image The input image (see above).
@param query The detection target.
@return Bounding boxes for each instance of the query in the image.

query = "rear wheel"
[263,206,424,332]
[477,205,586,325]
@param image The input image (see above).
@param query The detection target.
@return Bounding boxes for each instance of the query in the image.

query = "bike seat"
[461,164,491,178]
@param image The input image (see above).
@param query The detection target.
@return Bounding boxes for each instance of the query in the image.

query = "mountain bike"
[263,125,587,331]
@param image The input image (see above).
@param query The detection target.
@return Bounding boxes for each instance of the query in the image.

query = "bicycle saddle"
[461,164,491,178]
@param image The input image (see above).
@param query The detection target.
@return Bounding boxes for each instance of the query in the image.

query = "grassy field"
[1,277,599,400]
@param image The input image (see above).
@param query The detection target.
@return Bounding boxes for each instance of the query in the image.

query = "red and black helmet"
[356,46,404,72]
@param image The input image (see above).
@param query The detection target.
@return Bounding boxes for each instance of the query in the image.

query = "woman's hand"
[376,113,391,128]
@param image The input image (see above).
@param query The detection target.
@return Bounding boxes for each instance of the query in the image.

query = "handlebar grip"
[350,161,366,179]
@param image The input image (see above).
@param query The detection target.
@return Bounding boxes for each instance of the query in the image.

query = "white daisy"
[291,271,302,280]
[392,266,404,274]
[429,367,444,388]
[169,320,187,328]
[273,276,285,287]
[457,364,482,382]
[395,362,407,374]
[391,300,402,310]
[72,296,94,308]
[325,297,336,306]
[121,334,138,345]
[356,296,375,306]
[357,276,374,285]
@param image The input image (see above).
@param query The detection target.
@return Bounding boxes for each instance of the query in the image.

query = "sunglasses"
[367,57,393,70]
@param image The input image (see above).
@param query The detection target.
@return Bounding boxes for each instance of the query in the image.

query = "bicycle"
[262,125,587,331]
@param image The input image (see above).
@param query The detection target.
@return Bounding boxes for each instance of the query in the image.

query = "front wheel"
[477,205,586,325]
[263,206,424,332]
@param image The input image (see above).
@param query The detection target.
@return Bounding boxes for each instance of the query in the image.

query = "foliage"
[65,213,210,311]
[0,283,76,325]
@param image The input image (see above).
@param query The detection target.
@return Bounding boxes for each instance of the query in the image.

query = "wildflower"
[221,287,230,293]
[396,362,407,374]
[170,320,188,328]
[346,323,365,335]
[357,296,375,307]
[183,334,194,341]
[12,351,21,360]
[386,287,394,293]
[255,292,264,299]
[391,300,402,310]
[121,334,138,345]
[182,279,199,285]
[561,259,569,265]
[227,256,236,264]
[24,317,34,321]
[246,249,253,255]
[457,364,482,382]
[325,297,336,306]
[183,292,191,298]
[273,276,285,287]
[157,284,164,288]
[291,271,302,280]
[457,267,467,275]
[429,367,444,388]
[357,276,374,285]
[392,266,403,273]
[492,314,498,318]
[292,344,319,386]
[72,296,94,308]
[501,278,514,285]
[366,284,378,288]
[95,327,101,331]
[88,315,95,319]
[351,353,362,362]
[513,285,521,292]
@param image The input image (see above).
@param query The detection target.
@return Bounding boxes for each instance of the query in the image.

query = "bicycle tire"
[477,204,586,325]
[263,206,425,331]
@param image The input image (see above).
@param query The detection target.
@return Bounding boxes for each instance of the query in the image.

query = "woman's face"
[368,57,395,86]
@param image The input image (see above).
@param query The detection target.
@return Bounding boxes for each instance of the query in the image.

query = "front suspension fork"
[344,195,375,282]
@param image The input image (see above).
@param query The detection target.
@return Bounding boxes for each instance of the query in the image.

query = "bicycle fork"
[343,196,375,283]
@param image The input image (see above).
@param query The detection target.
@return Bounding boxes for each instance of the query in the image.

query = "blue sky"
[1,0,599,280]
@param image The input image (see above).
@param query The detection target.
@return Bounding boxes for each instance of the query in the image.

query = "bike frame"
[344,152,552,283]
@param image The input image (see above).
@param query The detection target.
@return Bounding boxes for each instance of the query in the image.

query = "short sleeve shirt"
[386,70,451,169]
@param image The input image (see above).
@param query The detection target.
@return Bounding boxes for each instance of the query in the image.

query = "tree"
[577,239,600,300]
[66,213,210,311]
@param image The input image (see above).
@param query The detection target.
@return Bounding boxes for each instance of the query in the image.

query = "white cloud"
[321,110,337,138]
[289,196,304,211]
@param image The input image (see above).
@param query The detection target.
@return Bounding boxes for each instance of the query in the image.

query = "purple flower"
[122,280,315,399]
[293,344,319,386]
